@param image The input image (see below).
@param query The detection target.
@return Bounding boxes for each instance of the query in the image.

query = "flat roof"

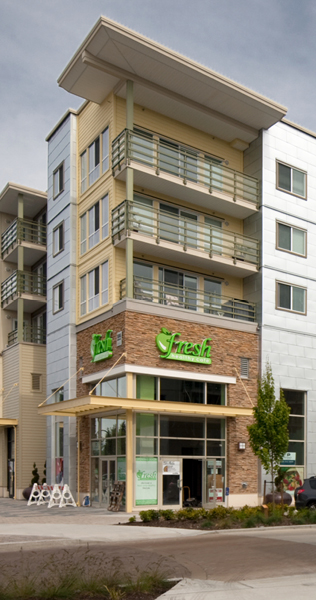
[58,16,287,144]
[0,183,47,219]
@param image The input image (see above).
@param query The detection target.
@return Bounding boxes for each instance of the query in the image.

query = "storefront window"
[136,413,157,436]
[207,418,225,439]
[281,389,305,496]
[136,375,156,400]
[92,376,127,398]
[101,416,117,438]
[160,415,204,438]
[160,439,204,456]
[160,378,204,403]
[91,416,126,458]
[206,441,225,456]
[207,383,225,405]
[136,437,158,455]
[55,421,64,484]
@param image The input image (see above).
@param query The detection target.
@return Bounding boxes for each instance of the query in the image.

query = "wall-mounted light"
[242,482,248,489]
[238,442,246,451]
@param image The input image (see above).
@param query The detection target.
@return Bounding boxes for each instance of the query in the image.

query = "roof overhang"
[0,183,47,219]
[0,418,18,427]
[38,395,253,418]
[58,17,287,144]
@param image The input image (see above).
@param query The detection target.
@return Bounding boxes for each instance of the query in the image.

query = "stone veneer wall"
[77,311,259,498]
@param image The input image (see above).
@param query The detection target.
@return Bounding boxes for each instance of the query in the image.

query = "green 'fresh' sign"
[91,330,113,363]
[155,328,212,365]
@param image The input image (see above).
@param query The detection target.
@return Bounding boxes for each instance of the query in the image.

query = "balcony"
[112,129,259,219]
[1,271,46,311]
[112,200,259,277]
[1,218,46,265]
[8,326,46,347]
[120,276,256,322]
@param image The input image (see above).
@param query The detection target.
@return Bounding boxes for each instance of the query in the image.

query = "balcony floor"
[114,233,258,278]
[114,162,258,219]
[2,242,46,266]
[2,294,47,312]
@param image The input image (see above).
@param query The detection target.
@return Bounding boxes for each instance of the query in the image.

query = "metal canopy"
[38,395,253,418]
[0,419,18,427]
[57,17,287,144]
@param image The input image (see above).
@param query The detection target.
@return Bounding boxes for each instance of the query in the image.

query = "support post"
[14,425,17,500]
[125,81,134,299]
[125,409,133,513]
[17,194,24,343]
[77,418,80,506]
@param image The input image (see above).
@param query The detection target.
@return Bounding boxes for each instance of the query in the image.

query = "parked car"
[294,477,316,509]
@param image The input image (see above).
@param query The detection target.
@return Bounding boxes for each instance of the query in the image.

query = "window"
[31,373,41,391]
[81,151,87,193]
[53,222,64,256]
[53,163,64,198]
[102,127,109,172]
[89,202,100,249]
[89,137,100,185]
[53,281,64,313]
[80,194,109,254]
[282,389,305,475]
[277,162,306,198]
[276,282,306,314]
[52,387,64,402]
[55,422,64,484]
[277,222,306,256]
[80,260,109,315]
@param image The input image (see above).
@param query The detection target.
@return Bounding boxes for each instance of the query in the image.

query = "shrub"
[139,510,160,522]
[158,510,175,521]
[128,516,136,523]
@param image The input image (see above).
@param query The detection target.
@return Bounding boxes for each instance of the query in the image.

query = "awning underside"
[0,418,18,427]
[38,395,253,418]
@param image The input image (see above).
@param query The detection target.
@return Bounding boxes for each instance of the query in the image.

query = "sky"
[1,0,316,192]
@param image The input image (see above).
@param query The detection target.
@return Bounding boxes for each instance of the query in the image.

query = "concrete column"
[125,409,133,512]
[125,80,134,299]
[17,194,24,343]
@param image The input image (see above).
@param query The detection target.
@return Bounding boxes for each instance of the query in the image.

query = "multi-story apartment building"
[0,183,47,499]
[41,17,297,510]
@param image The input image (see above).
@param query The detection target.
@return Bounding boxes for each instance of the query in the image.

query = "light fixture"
[238,442,246,451]
[241,482,248,489]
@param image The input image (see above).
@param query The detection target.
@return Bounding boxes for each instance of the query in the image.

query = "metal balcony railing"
[1,271,47,306]
[112,200,259,267]
[8,326,46,346]
[112,129,259,207]
[120,276,256,322]
[1,218,46,257]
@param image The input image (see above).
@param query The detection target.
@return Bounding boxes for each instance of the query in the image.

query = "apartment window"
[53,281,64,313]
[31,373,41,391]
[80,213,87,255]
[277,222,306,256]
[53,222,64,256]
[53,163,64,198]
[277,162,306,198]
[89,202,100,249]
[81,260,109,315]
[81,151,87,193]
[282,389,305,471]
[276,282,306,314]
[102,127,109,172]
[89,137,100,185]
[52,387,64,402]
[80,194,109,254]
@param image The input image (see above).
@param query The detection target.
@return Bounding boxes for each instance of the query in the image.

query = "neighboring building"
[0,183,47,499]
[245,121,316,496]
[42,17,310,510]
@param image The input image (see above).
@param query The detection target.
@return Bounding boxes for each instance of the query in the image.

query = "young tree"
[248,363,291,495]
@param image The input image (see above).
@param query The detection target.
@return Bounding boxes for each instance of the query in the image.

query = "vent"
[32,373,41,391]
[117,331,122,347]
[240,358,249,379]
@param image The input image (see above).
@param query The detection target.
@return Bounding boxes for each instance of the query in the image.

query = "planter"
[265,491,292,506]
[22,486,32,501]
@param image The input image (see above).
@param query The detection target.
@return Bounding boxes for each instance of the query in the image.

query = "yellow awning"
[38,395,253,418]
[0,418,18,427]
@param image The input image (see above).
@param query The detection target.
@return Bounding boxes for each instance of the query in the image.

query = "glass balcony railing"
[1,218,46,257]
[8,326,46,346]
[120,276,256,322]
[1,271,47,307]
[112,200,259,267]
[112,129,259,207]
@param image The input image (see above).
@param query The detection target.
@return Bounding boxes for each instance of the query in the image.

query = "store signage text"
[156,328,212,365]
[90,330,113,363]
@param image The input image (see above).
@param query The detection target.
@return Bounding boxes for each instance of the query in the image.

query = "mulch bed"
[123,516,296,530]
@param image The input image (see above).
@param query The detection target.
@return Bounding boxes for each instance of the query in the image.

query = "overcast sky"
[1,0,316,191]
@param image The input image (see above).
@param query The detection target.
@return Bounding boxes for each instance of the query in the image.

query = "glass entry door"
[161,459,182,508]
[101,458,116,507]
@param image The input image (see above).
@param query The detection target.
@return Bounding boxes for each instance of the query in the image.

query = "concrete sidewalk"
[159,573,316,599]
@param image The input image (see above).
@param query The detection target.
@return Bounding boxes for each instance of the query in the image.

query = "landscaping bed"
[125,505,316,530]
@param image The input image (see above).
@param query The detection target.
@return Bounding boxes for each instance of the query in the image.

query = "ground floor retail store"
[0,419,18,499]
[39,395,252,511]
